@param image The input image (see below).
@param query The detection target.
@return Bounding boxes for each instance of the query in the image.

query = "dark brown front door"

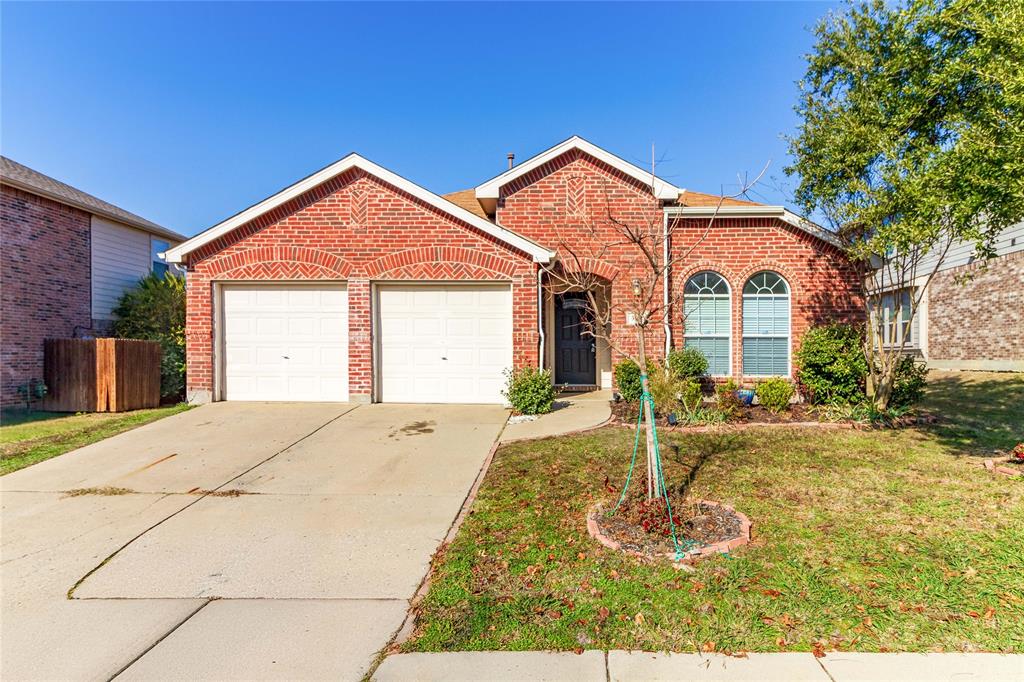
[555,293,596,385]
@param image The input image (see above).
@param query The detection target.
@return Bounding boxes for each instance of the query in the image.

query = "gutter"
[663,211,671,354]
[537,265,546,370]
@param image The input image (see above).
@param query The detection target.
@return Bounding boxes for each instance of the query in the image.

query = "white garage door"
[377,284,512,404]
[222,284,348,402]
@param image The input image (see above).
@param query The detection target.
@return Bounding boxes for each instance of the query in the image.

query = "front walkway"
[499,389,612,443]
[1,401,507,680]
[374,650,1024,681]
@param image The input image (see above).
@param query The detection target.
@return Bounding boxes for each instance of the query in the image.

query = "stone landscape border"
[587,499,752,568]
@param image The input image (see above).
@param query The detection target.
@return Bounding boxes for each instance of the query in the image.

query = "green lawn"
[406,372,1024,654]
[1,404,192,475]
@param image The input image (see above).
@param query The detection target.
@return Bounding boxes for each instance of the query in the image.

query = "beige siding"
[90,216,152,320]
[916,220,1024,279]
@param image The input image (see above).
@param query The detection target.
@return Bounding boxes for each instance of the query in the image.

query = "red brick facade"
[670,218,862,378]
[183,148,862,402]
[1,186,92,406]
[496,151,861,374]
[184,169,538,402]
[497,150,668,359]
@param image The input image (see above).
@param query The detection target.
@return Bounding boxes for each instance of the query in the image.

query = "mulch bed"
[610,399,817,427]
[594,496,743,557]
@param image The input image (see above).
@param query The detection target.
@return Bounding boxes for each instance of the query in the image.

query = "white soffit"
[665,205,841,247]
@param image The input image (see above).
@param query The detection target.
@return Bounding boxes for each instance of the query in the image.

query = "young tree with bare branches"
[541,150,768,501]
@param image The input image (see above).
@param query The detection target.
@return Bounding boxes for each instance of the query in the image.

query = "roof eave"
[665,205,842,248]
[164,154,554,265]
[1,177,185,242]
[474,135,680,202]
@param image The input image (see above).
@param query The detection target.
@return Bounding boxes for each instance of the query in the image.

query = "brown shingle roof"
[0,156,184,241]
[443,188,492,220]
[678,190,762,207]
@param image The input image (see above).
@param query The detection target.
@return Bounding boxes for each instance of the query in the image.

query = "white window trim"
[741,275,792,378]
[875,288,918,349]
[682,273,732,378]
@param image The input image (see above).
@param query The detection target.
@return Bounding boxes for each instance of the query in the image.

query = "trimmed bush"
[756,377,795,413]
[113,273,186,401]
[613,359,654,402]
[502,367,557,415]
[667,346,708,379]
[890,356,928,408]
[795,323,868,405]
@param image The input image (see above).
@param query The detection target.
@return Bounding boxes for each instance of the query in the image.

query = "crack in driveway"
[66,405,361,599]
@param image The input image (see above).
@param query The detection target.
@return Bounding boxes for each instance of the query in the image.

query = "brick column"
[347,278,372,402]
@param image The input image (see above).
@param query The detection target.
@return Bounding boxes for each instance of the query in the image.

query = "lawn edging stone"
[586,499,752,570]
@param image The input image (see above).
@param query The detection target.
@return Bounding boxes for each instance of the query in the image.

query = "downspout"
[537,264,545,370]
[663,210,672,355]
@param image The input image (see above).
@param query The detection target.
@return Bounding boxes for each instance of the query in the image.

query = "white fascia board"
[475,136,680,201]
[666,205,786,217]
[665,205,842,248]
[165,154,555,264]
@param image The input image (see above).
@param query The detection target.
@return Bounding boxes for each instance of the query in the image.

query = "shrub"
[679,378,703,414]
[795,323,868,405]
[113,273,186,401]
[715,378,743,419]
[502,367,557,415]
[890,356,928,408]
[647,363,681,416]
[756,377,795,413]
[614,359,654,402]
[667,346,708,379]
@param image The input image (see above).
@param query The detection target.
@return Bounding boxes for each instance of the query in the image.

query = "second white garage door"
[377,284,512,404]
[222,284,348,402]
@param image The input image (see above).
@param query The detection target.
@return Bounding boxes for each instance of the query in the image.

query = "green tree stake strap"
[610,374,697,563]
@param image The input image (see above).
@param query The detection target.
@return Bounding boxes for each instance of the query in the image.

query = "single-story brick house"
[165,137,861,405]
[0,157,185,407]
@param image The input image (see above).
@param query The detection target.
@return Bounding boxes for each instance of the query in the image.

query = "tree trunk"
[635,326,659,500]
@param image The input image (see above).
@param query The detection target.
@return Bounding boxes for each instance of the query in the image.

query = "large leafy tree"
[787,0,1024,408]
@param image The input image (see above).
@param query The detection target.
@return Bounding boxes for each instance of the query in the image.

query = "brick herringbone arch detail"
[558,257,620,283]
[678,261,741,293]
[364,247,519,279]
[736,261,800,298]
[206,246,353,279]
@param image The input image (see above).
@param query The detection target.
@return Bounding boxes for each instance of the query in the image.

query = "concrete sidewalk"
[500,390,612,443]
[373,650,1024,681]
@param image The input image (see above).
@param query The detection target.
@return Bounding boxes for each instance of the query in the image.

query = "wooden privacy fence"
[44,338,161,412]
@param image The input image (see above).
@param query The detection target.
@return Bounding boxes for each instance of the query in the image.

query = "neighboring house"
[876,222,1023,372]
[0,157,185,407]
[165,136,861,405]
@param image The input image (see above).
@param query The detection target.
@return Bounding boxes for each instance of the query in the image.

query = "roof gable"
[0,156,183,241]
[165,154,555,264]
[474,136,680,204]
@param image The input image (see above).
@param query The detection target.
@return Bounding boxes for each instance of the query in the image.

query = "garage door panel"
[222,284,348,402]
[378,284,512,404]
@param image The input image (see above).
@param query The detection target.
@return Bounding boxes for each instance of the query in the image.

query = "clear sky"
[2,1,838,237]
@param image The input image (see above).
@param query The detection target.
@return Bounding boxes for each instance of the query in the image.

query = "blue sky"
[2,2,838,237]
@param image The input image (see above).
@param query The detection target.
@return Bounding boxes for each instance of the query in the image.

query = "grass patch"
[406,372,1024,653]
[1,404,192,475]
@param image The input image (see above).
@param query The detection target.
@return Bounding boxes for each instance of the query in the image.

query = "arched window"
[742,271,790,376]
[683,271,731,376]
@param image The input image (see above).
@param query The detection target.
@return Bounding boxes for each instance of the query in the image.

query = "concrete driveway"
[1,401,507,681]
